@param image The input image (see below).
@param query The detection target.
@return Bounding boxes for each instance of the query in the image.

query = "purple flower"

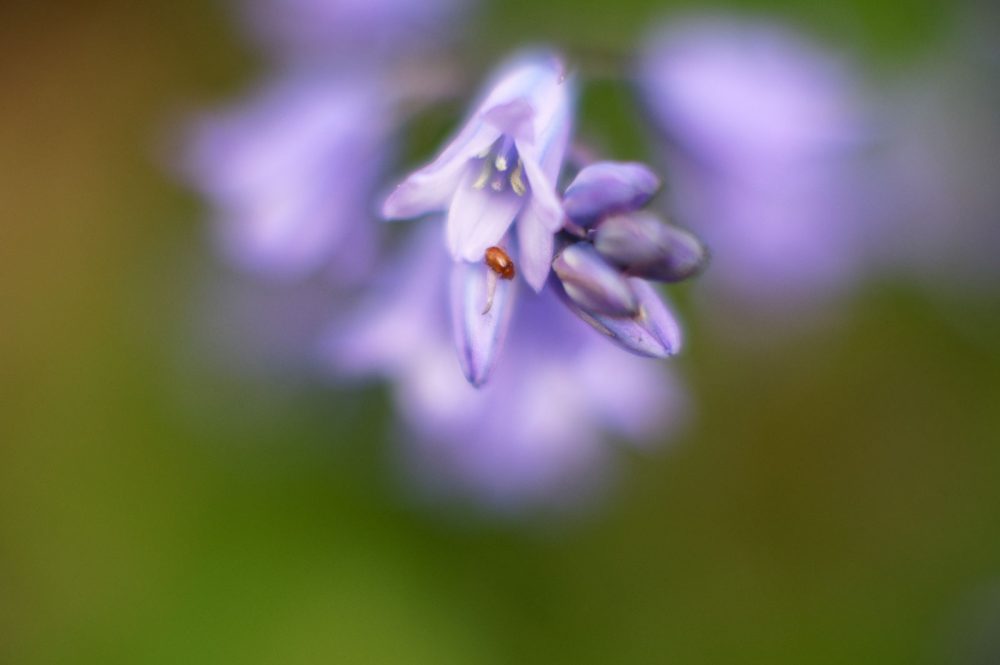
[381,50,574,386]
[638,17,871,316]
[239,0,469,62]
[383,51,574,292]
[328,226,686,511]
[183,72,389,280]
[552,161,705,358]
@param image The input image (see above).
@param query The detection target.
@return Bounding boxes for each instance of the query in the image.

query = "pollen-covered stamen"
[510,161,527,196]
[494,135,516,172]
[471,136,530,197]
[482,245,516,313]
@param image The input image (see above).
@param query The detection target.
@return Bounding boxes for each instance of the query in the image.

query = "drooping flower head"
[383,51,574,385]
[383,50,574,291]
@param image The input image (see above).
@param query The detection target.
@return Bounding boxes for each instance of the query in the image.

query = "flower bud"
[593,212,707,282]
[562,161,660,227]
[552,243,638,317]
[558,278,681,358]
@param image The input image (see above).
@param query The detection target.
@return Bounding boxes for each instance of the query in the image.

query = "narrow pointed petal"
[450,260,518,386]
[559,278,681,358]
[517,147,565,232]
[383,127,499,219]
[562,162,661,227]
[553,243,638,317]
[446,167,525,262]
[594,212,708,282]
[516,200,556,292]
[383,166,466,220]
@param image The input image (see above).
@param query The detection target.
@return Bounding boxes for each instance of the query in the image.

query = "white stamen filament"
[482,269,499,314]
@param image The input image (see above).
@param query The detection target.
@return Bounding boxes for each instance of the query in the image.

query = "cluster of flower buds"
[552,162,707,358]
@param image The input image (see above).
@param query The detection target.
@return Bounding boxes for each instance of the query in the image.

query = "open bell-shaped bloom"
[382,50,574,292]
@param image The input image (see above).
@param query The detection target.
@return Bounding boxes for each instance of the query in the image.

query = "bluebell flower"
[552,161,705,358]
[327,226,687,511]
[183,72,390,280]
[382,51,574,385]
[638,17,872,319]
[383,51,574,291]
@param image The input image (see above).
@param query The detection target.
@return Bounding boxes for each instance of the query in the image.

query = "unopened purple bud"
[552,243,638,317]
[562,161,661,227]
[450,259,518,387]
[558,278,681,358]
[593,212,707,282]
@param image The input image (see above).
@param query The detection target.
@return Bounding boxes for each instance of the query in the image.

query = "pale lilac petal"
[476,51,566,129]
[516,201,556,292]
[385,50,566,223]
[562,162,661,227]
[552,243,638,317]
[482,98,535,142]
[382,125,500,219]
[517,146,565,232]
[445,167,526,262]
[382,167,465,220]
[450,260,518,386]
[593,212,707,282]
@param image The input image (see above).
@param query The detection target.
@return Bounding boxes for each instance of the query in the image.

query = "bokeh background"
[3,0,1000,663]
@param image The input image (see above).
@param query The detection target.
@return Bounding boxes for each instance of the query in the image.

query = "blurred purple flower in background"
[178,0,472,378]
[183,72,389,281]
[328,226,686,511]
[638,16,873,323]
[240,0,468,62]
[182,0,472,282]
[875,24,1000,295]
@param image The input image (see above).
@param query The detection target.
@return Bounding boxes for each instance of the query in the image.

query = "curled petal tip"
[594,212,708,282]
[562,161,661,227]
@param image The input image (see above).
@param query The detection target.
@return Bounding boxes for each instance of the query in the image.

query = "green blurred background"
[2,0,1000,663]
